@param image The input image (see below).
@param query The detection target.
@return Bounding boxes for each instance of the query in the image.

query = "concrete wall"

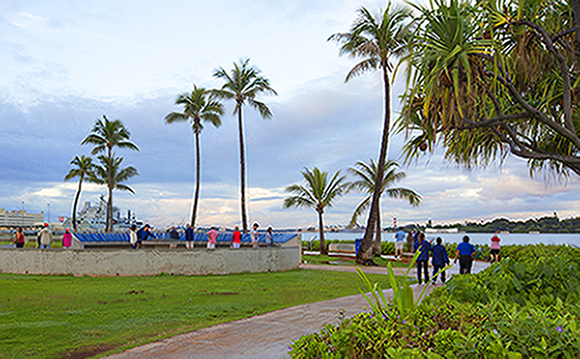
[0,246,302,276]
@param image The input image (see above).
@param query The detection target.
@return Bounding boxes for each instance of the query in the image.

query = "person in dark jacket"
[431,237,449,284]
[413,232,431,285]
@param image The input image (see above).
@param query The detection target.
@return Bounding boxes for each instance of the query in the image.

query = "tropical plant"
[329,3,413,263]
[349,159,421,254]
[89,154,138,227]
[165,85,223,227]
[213,59,277,233]
[64,155,94,232]
[397,0,580,177]
[81,115,139,232]
[283,167,349,255]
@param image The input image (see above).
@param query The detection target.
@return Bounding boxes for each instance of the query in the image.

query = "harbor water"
[304,231,580,247]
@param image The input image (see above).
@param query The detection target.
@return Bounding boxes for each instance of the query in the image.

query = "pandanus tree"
[82,116,139,232]
[349,159,421,254]
[165,86,223,227]
[213,59,277,233]
[329,3,413,263]
[397,0,580,178]
[283,167,350,255]
[64,155,94,232]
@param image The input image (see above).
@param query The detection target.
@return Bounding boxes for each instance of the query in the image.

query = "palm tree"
[283,167,350,255]
[64,155,94,232]
[349,159,421,254]
[165,85,223,227]
[329,3,412,263]
[213,59,277,233]
[82,115,139,232]
[90,154,138,229]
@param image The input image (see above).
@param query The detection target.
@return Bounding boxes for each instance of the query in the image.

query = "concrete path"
[106,261,489,359]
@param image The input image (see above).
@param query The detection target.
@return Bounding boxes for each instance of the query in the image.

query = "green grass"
[302,254,408,268]
[0,269,393,358]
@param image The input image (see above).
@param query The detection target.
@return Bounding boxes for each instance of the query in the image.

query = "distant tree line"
[428,214,580,233]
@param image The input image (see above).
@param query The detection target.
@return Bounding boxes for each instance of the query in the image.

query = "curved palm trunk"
[318,210,327,255]
[71,177,83,232]
[357,66,391,263]
[191,130,201,227]
[373,205,382,254]
[237,106,249,233]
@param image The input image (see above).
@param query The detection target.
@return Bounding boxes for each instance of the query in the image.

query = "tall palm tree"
[213,59,277,233]
[81,115,139,232]
[90,154,138,229]
[64,155,94,232]
[165,85,223,227]
[349,159,421,254]
[329,3,412,263]
[283,167,350,255]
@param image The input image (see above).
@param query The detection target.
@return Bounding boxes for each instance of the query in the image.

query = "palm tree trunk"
[373,207,382,254]
[107,187,113,233]
[107,147,113,233]
[72,178,83,232]
[318,210,327,255]
[191,130,201,227]
[237,106,248,233]
[357,66,391,263]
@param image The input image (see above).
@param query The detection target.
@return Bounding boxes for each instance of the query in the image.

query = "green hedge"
[289,244,580,358]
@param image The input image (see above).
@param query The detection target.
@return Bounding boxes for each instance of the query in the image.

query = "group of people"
[128,222,275,250]
[12,223,73,249]
[395,229,501,285]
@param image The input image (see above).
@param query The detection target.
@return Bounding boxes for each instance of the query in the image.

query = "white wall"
[0,246,301,276]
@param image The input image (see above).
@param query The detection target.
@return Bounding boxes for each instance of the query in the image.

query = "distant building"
[0,208,44,228]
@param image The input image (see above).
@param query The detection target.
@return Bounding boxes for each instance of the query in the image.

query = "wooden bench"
[328,243,356,254]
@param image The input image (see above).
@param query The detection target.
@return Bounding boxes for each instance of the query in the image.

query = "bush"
[289,244,580,358]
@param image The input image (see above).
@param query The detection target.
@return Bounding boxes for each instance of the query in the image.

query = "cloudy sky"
[1,0,578,229]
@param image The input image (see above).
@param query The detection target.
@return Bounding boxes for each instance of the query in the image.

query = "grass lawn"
[0,269,393,358]
[302,254,408,268]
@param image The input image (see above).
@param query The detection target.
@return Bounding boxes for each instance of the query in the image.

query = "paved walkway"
[106,260,489,359]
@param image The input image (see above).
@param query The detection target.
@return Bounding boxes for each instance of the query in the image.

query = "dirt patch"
[200,288,239,295]
[60,344,115,359]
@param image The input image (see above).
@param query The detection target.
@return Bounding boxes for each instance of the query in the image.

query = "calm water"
[304,231,580,247]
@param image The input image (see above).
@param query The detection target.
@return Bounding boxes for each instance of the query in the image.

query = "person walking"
[454,235,476,274]
[207,226,218,249]
[14,227,25,248]
[137,224,155,248]
[431,237,449,284]
[62,228,72,248]
[250,223,259,248]
[129,224,138,249]
[393,229,406,257]
[185,223,194,249]
[490,231,501,263]
[414,232,431,285]
[265,226,274,247]
[231,226,241,249]
[38,223,53,249]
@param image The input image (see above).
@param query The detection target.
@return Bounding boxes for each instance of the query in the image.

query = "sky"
[1,0,579,230]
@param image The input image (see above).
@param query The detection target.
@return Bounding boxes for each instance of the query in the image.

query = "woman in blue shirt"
[414,232,431,285]
[454,235,475,274]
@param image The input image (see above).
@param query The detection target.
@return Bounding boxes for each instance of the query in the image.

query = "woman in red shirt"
[14,227,25,248]
[231,226,242,249]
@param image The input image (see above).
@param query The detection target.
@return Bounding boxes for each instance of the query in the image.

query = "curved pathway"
[105,261,489,359]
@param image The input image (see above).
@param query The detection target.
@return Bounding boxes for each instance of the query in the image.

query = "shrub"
[289,244,580,358]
